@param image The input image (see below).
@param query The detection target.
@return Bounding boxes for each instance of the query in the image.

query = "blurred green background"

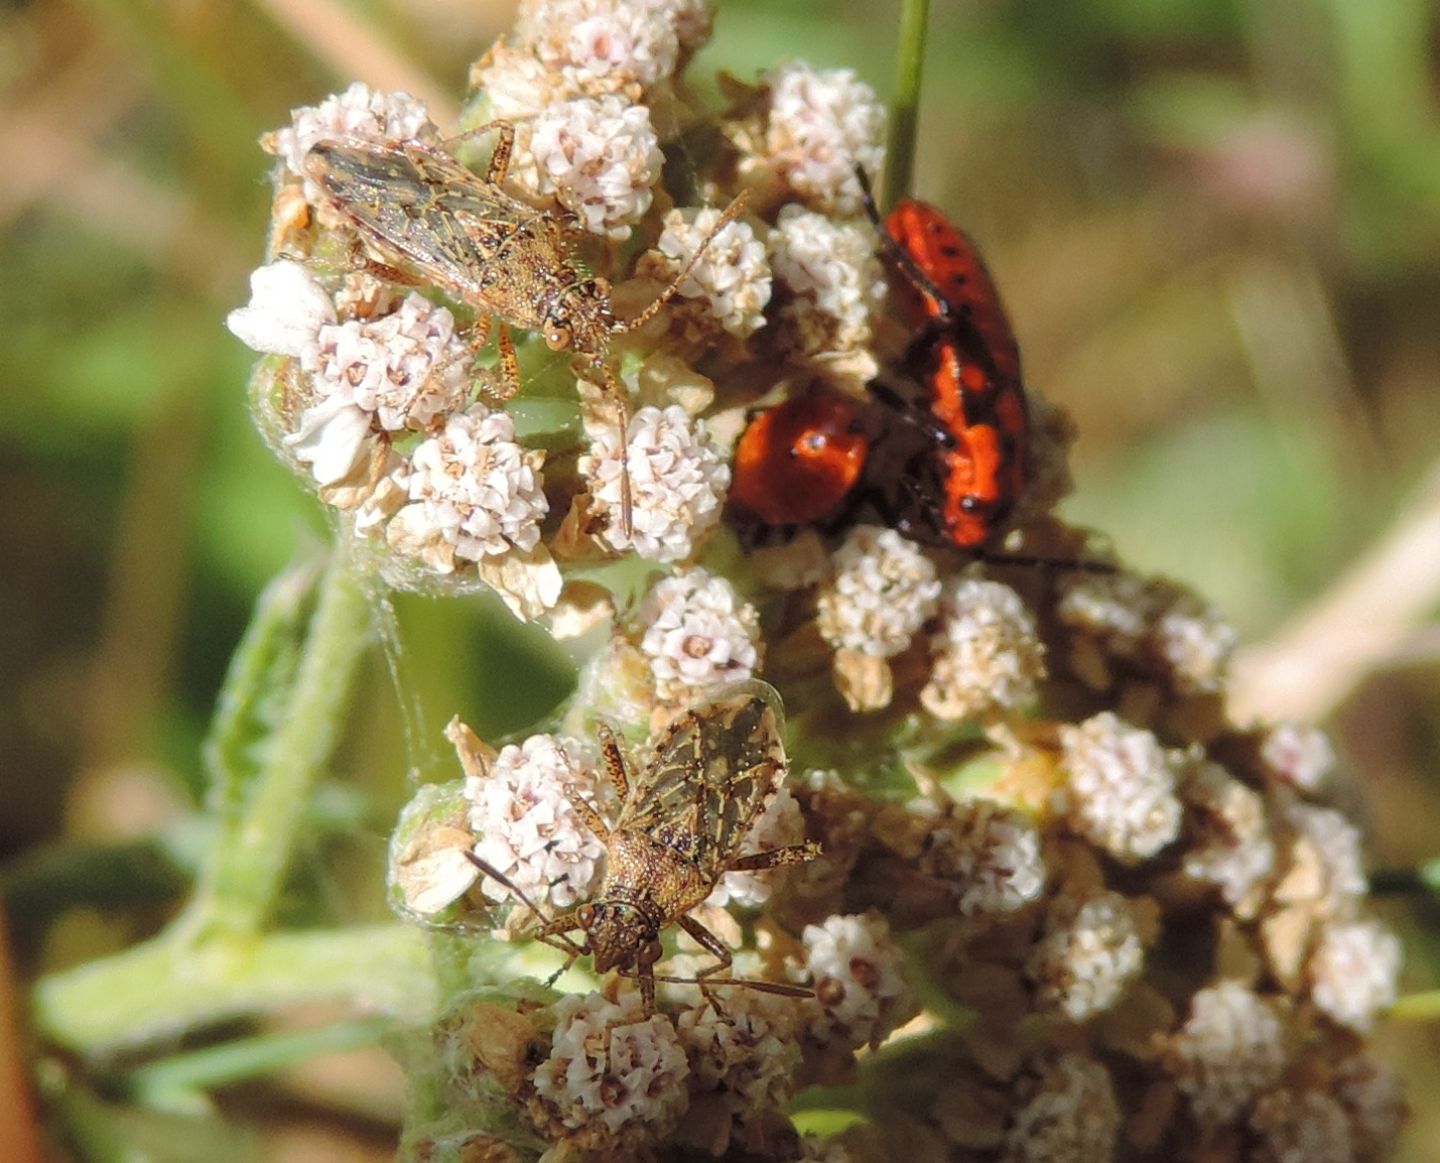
[2,0,1437,1158]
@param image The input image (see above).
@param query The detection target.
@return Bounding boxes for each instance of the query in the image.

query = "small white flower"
[532,991,690,1136]
[583,404,730,561]
[761,62,885,215]
[283,397,377,488]
[914,798,1047,915]
[517,0,709,95]
[1180,758,1275,912]
[921,577,1046,721]
[769,205,887,361]
[386,406,549,571]
[306,292,472,431]
[465,732,607,911]
[640,207,772,339]
[1258,720,1335,792]
[1284,802,1368,909]
[1026,892,1146,1021]
[512,95,663,238]
[636,569,762,698]
[816,526,940,658]
[1003,1054,1120,1163]
[1168,981,1289,1125]
[266,82,436,180]
[1308,919,1401,1032]
[799,912,916,1051]
[227,259,336,359]
[1057,712,1183,863]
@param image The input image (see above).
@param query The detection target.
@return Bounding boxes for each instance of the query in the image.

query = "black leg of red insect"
[867,374,959,449]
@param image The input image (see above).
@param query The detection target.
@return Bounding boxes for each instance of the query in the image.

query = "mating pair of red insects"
[732,172,1030,554]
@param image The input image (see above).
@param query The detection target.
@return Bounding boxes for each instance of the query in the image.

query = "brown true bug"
[302,121,746,537]
[467,680,821,1014]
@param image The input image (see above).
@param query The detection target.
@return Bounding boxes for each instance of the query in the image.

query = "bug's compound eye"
[576,902,597,928]
[545,324,573,351]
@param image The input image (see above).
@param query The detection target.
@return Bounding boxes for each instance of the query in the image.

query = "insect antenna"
[612,190,750,336]
[462,851,588,970]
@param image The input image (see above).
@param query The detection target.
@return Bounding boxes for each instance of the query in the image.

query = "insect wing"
[618,682,788,877]
[303,141,528,299]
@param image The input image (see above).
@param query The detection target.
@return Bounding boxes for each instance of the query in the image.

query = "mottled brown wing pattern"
[618,681,787,878]
[303,141,538,303]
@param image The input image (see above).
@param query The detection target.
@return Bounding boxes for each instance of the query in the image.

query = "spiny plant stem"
[183,546,374,939]
[884,0,930,209]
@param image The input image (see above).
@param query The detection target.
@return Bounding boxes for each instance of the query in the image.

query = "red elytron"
[730,393,869,527]
[872,192,1029,549]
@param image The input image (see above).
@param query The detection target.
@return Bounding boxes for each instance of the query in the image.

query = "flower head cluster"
[1057,711,1184,863]
[263,82,436,190]
[636,206,773,342]
[816,526,940,657]
[732,62,886,216]
[1025,891,1147,1021]
[463,731,606,911]
[634,569,762,699]
[921,576,1046,721]
[799,912,917,1052]
[581,403,730,560]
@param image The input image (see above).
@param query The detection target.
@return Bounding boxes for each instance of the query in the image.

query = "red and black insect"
[729,391,870,528]
[862,175,1029,550]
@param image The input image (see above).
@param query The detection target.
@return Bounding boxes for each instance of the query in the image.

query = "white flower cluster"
[639,207,773,340]
[464,732,606,911]
[921,577,1046,721]
[531,990,690,1137]
[1283,802,1368,909]
[1248,1089,1354,1163]
[675,988,802,1155]
[816,526,941,658]
[636,570,762,698]
[760,62,886,215]
[583,404,730,561]
[1259,719,1335,791]
[1057,712,1183,864]
[1003,1054,1121,1163]
[264,82,436,186]
[387,407,549,567]
[1167,981,1289,1125]
[1180,758,1276,912]
[1057,570,1237,695]
[800,912,916,1051]
[481,0,711,113]
[1307,919,1401,1032]
[769,205,888,365]
[1025,891,1147,1022]
[309,292,472,431]
[511,94,663,238]
[914,798,1047,916]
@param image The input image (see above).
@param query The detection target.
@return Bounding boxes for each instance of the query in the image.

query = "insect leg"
[563,783,612,842]
[594,723,633,801]
[436,119,516,187]
[494,322,521,401]
[663,916,814,1010]
[726,841,824,874]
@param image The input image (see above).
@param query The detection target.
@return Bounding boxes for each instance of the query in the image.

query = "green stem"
[183,548,374,939]
[32,924,434,1058]
[1387,990,1440,1022]
[884,0,930,208]
[124,1014,395,1103]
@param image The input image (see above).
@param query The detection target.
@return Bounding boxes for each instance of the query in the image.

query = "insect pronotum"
[467,680,821,1014]
[302,121,747,538]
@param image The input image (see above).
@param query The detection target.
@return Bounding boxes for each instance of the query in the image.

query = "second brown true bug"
[466,680,821,1015]
[302,121,746,537]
